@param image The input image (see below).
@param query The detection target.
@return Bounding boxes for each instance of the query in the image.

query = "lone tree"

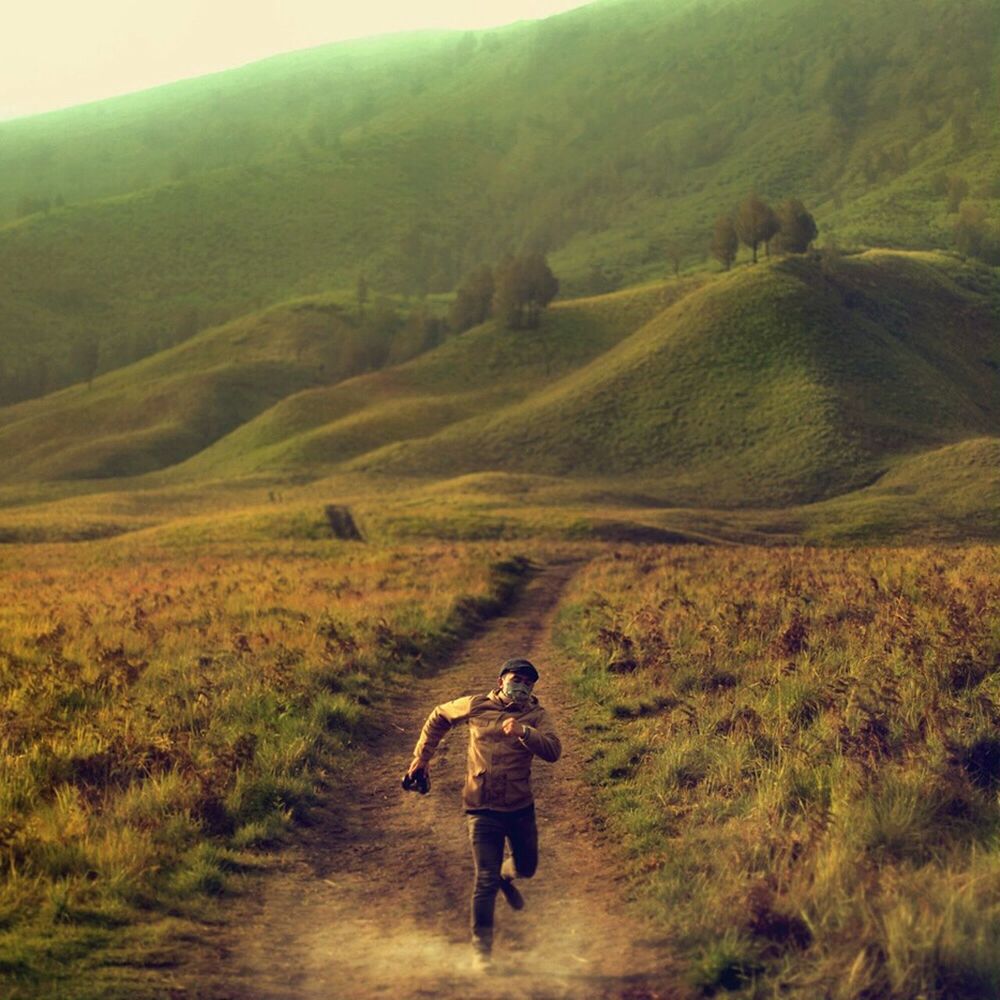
[735,194,779,263]
[711,215,739,270]
[449,265,494,333]
[389,303,444,364]
[774,199,818,254]
[492,252,559,330]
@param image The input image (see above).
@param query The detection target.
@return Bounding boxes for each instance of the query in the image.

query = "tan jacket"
[411,689,561,811]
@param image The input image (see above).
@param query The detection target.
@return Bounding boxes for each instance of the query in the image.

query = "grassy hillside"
[0,0,996,402]
[794,437,1000,544]
[164,278,694,479]
[0,250,996,540]
[0,296,413,481]
[350,251,1000,506]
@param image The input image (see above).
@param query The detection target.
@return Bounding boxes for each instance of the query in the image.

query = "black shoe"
[499,876,525,911]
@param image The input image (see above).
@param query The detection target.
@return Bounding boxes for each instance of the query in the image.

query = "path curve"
[176,556,688,1000]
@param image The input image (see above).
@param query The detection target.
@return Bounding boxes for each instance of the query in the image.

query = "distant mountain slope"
[1,0,996,402]
[162,278,693,478]
[0,299,377,480]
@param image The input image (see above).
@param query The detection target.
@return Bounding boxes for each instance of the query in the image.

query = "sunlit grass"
[555,544,1000,998]
[0,536,529,995]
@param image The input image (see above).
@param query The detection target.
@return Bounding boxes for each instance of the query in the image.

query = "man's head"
[498,658,538,705]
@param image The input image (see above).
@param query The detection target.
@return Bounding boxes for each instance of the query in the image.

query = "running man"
[404,657,562,970]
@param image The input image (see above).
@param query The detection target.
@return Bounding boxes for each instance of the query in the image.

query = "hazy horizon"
[1,0,596,122]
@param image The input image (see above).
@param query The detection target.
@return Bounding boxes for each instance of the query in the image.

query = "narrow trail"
[174,557,688,1000]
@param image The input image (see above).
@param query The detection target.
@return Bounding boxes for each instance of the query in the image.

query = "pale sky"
[1,1,595,121]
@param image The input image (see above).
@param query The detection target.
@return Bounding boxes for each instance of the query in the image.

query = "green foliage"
[492,252,559,330]
[14,195,52,219]
[947,175,970,213]
[735,194,779,264]
[711,215,738,270]
[448,264,494,333]
[388,303,445,364]
[953,202,1000,265]
[774,199,818,254]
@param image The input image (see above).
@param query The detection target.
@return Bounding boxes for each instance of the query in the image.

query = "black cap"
[499,658,539,683]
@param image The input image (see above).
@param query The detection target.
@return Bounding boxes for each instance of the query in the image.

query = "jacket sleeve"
[410,695,475,766]
[518,709,561,762]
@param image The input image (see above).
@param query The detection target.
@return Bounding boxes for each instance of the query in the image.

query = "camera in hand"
[402,767,430,794]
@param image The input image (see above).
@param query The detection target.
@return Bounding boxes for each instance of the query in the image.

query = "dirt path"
[173,556,688,1000]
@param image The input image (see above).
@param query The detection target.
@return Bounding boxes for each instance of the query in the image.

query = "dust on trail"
[173,557,689,1000]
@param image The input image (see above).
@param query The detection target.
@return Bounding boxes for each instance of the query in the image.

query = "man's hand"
[501,717,526,738]
[402,760,430,794]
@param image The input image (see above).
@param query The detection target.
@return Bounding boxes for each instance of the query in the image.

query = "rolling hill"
[0,248,996,546]
[350,250,1000,506]
[0,297,389,480]
[0,0,997,544]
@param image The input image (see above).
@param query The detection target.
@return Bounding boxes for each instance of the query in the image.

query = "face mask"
[501,676,533,704]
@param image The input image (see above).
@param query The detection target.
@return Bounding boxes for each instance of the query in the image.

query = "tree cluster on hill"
[450,252,558,332]
[0,334,107,406]
[711,194,818,269]
[348,276,447,370]
[0,302,218,406]
[449,265,494,332]
[493,252,559,329]
[930,172,1000,266]
[0,356,51,405]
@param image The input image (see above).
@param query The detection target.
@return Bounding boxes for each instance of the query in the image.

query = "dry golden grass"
[556,545,1000,998]
[0,537,528,995]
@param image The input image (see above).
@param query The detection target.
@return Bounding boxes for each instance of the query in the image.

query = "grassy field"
[5,529,999,998]
[555,544,1000,998]
[1,0,997,992]
[0,535,530,997]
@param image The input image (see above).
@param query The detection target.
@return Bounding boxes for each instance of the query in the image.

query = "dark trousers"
[466,805,538,952]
